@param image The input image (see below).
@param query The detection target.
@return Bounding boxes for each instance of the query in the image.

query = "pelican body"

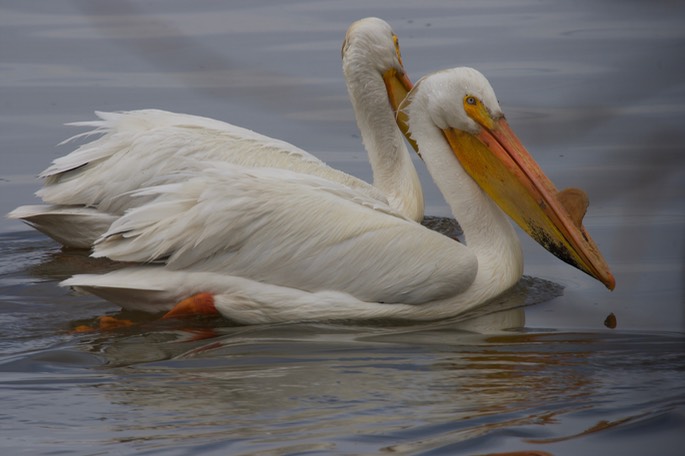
[9,18,422,248]
[60,67,614,324]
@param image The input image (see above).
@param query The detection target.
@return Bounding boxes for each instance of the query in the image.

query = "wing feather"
[94,164,476,304]
[38,110,386,214]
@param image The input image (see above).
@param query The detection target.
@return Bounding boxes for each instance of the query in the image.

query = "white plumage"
[9,18,422,248]
[61,67,614,324]
[92,164,470,305]
[12,19,615,325]
[60,69,520,323]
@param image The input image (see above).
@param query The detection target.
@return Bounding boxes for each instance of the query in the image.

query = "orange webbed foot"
[162,292,218,319]
[72,315,135,333]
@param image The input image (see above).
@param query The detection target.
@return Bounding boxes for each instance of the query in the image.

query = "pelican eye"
[392,34,403,66]
[463,95,494,129]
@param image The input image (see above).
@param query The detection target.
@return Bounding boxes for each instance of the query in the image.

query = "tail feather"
[8,204,115,249]
[61,267,181,313]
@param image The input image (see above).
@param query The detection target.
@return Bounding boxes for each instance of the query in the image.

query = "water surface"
[1,1,684,454]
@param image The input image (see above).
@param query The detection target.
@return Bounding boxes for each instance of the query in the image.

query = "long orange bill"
[383,67,419,153]
[443,116,615,290]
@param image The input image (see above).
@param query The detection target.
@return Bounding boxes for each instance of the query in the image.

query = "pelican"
[62,67,615,324]
[8,17,423,248]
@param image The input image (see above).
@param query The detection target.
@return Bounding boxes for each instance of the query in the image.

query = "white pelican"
[62,67,615,324]
[8,17,422,248]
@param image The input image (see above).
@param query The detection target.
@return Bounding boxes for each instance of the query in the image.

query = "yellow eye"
[463,95,494,129]
[392,34,403,66]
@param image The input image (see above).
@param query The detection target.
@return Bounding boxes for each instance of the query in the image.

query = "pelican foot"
[162,292,218,319]
[72,315,135,332]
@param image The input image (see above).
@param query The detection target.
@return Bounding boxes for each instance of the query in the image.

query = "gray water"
[1,1,684,455]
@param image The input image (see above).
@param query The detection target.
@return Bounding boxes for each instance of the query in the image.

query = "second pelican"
[9,17,422,248]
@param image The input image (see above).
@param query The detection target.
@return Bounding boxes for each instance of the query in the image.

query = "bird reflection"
[79,328,622,454]
[74,274,562,369]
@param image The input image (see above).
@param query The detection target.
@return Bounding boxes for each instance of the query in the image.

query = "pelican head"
[401,67,615,290]
[342,18,416,149]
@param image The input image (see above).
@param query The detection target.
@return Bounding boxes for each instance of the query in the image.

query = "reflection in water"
[70,327,684,454]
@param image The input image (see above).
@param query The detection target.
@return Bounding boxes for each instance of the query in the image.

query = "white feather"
[7,205,116,249]
[10,18,423,249]
[61,68,528,324]
[93,164,473,305]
